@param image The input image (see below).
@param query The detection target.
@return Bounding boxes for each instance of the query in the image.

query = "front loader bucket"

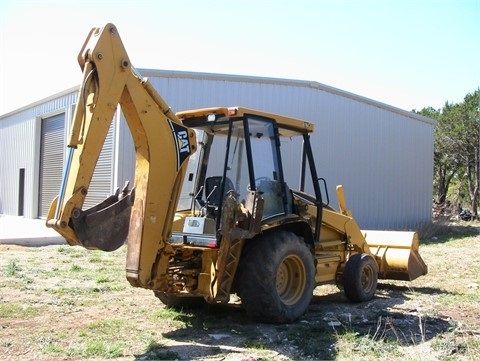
[70,186,134,252]
[364,230,428,281]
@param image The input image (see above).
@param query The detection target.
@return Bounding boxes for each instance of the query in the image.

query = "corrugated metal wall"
[0,92,77,218]
[83,117,116,209]
[0,114,38,217]
[115,70,434,229]
[1,71,434,229]
[0,89,116,218]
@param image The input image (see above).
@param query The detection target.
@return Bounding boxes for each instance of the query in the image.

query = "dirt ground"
[1,229,479,360]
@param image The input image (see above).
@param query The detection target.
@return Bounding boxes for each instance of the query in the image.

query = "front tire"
[236,231,315,323]
[343,253,378,302]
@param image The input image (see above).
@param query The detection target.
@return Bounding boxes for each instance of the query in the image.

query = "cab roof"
[176,107,314,137]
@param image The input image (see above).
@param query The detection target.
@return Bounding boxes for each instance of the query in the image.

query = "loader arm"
[46,24,197,289]
[320,186,427,281]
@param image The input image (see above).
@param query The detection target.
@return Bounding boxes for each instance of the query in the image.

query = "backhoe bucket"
[70,186,134,252]
[364,230,428,281]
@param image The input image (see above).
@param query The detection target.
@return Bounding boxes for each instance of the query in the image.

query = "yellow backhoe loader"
[46,24,427,323]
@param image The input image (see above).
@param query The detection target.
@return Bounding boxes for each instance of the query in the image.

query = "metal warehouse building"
[0,69,435,230]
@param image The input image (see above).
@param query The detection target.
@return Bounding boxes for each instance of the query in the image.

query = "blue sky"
[0,0,478,115]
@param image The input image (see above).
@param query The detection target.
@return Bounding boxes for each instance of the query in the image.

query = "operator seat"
[204,176,235,209]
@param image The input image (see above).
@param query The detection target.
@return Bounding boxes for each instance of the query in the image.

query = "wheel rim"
[276,255,306,305]
[360,263,375,293]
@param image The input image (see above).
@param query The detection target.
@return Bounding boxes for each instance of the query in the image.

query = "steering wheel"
[247,177,271,191]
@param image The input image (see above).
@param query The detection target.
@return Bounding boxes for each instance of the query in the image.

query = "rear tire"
[236,231,315,323]
[343,253,378,302]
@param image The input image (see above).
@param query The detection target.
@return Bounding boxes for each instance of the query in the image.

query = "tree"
[419,88,480,217]
[459,90,480,216]
[417,107,459,205]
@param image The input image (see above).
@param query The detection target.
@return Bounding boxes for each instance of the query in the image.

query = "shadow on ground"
[134,284,453,360]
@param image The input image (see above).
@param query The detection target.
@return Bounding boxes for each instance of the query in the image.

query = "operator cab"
[170,107,322,247]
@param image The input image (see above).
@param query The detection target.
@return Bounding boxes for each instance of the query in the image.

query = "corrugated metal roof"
[138,68,436,126]
[0,88,79,119]
[1,70,436,127]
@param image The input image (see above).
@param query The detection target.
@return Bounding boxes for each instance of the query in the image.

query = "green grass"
[436,290,480,306]
[95,275,113,283]
[69,264,83,272]
[38,335,124,359]
[66,319,127,358]
[0,302,38,318]
[4,259,21,276]
[281,322,334,359]
[418,220,479,244]
[68,340,124,358]
[430,331,480,360]
[334,329,403,359]
[242,339,267,350]
[81,319,126,336]
[1,226,479,361]
[151,308,188,328]
[144,341,180,360]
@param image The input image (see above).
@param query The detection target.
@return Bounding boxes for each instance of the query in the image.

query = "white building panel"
[0,91,77,217]
[0,89,115,218]
[122,70,435,229]
[1,70,435,230]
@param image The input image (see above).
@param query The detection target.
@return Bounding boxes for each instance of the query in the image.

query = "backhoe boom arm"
[46,24,197,289]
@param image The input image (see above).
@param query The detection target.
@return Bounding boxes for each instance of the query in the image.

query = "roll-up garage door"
[38,113,114,217]
[83,121,114,209]
[38,113,65,217]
